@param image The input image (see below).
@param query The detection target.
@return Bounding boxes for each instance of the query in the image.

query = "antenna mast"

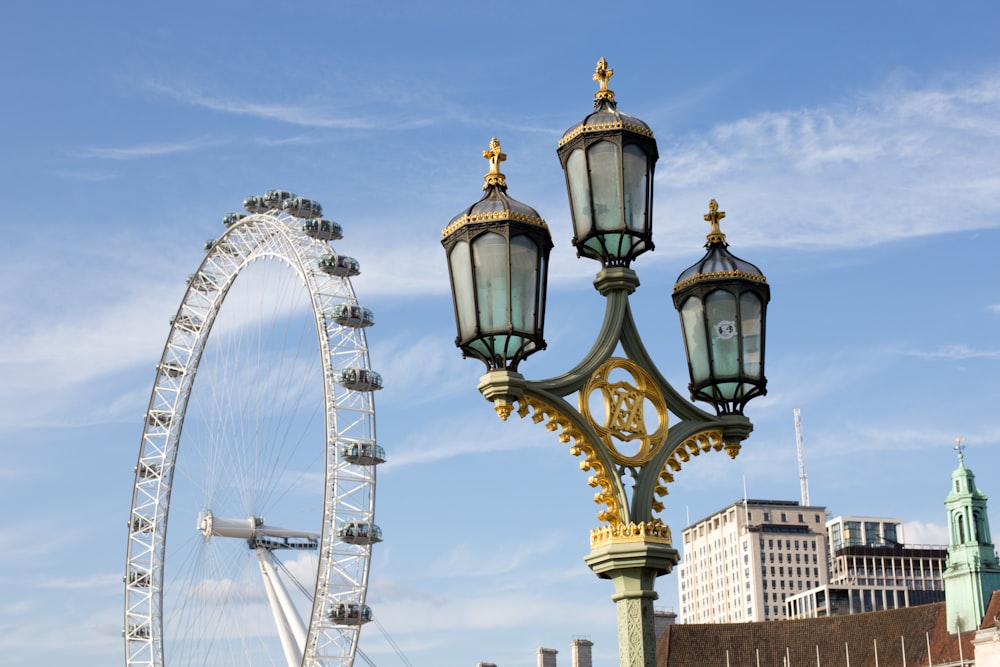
[794,407,810,506]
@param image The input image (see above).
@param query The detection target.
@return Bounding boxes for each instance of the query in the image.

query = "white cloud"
[75,138,220,160]
[656,71,1000,253]
[903,520,949,546]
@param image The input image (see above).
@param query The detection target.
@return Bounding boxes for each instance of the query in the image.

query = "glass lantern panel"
[472,232,510,333]
[587,140,623,232]
[680,296,711,384]
[509,234,539,333]
[537,251,547,333]
[740,292,763,380]
[622,143,649,234]
[448,240,476,339]
[566,149,593,240]
[705,290,740,379]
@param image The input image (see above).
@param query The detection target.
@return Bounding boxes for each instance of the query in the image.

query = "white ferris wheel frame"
[124,210,379,667]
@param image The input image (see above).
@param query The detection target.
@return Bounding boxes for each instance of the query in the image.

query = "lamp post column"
[585,540,678,667]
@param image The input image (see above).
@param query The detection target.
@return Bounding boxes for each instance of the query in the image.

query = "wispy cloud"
[142,79,433,130]
[75,137,220,160]
[656,70,1000,252]
[898,344,1000,360]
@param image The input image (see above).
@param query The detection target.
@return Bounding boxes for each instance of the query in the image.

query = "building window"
[781,513,787,522]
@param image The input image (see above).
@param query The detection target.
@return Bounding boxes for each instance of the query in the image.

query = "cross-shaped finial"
[482,137,507,190]
[704,199,727,242]
[955,436,966,463]
[593,57,616,103]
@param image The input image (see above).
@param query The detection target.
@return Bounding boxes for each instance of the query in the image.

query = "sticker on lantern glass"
[714,320,737,340]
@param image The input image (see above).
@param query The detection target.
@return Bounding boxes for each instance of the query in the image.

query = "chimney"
[654,609,677,640]
[537,647,557,667]
[476,663,497,667]
[571,638,593,667]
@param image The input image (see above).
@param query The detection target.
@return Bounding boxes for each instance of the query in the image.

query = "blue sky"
[2,2,1000,666]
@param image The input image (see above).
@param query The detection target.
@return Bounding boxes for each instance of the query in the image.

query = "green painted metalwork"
[477,265,755,667]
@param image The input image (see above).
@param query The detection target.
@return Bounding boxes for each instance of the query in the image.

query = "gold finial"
[593,57,616,103]
[482,137,507,190]
[704,199,727,243]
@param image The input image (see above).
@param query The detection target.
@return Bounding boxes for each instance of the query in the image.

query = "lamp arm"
[532,288,630,397]
[618,307,715,423]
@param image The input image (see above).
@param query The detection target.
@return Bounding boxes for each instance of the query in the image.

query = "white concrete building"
[677,499,829,623]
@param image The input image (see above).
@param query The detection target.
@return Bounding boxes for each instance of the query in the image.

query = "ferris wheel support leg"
[255,547,307,667]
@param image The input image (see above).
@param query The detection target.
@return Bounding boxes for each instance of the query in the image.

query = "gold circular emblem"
[579,358,668,466]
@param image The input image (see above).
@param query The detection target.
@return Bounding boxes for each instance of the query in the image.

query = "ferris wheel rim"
[124,208,380,667]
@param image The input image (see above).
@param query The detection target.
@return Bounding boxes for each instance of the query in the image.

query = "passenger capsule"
[131,516,154,533]
[223,212,247,227]
[337,368,382,391]
[125,624,152,639]
[186,273,218,292]
[146,410,173,428]
[326,603,373,626]
[170,314,203,333]
[329,304,374,328]
[337,521,383,545]
[243,195,268,214]
[319,254,360,277]
[136,461,161,478]
[126,570,151,587]
[282,196,323,219]
[158,361,185,378]
[263,190,296,210]
[303,219,343,241]
[340,440,386,465]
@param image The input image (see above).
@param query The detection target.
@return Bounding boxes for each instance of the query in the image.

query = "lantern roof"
[442,137,548,238]
[673,200,768,292]
[557,58,655,150]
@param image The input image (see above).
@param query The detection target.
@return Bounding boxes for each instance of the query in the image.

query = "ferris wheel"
[125,190,384,667]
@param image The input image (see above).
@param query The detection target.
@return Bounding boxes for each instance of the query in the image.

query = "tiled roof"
[657,602,974,667]
[980,589,1000,630]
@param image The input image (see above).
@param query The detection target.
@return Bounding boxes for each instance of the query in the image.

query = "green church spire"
[943,439,1000,634]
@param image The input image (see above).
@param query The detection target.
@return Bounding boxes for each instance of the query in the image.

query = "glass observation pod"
[131,516,153,533]
[251,534,320,551]
[146,410,173,428]
[126,624,151,639]
[336,368,382,392]
[205,238,237,255]
[329,303,374,328]
[319,254,361,277]
[303,218,343,241]
[282,196,323,219]
[222,212,247,227]
[170,314,203,333]
[136,461,161,478]
[242,195,268,214]
[337,521,383,545]
[186,273,219,292]
[326,603,373,626]
[126,570,151,587]
[340,440,386,465]
[263,190,296,210]
[157,361,185,378]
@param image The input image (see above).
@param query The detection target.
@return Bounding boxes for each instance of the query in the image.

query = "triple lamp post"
[441,59,771,667]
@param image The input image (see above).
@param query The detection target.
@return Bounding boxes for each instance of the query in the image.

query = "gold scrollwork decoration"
[650,429,731,512]
[509,395,623,526]
[579,358,668,467]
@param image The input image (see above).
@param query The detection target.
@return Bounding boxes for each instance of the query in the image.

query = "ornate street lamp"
[441,137,553,372]
[673,200,770,414]
[443,60,769,667]
[556,57,657,267]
